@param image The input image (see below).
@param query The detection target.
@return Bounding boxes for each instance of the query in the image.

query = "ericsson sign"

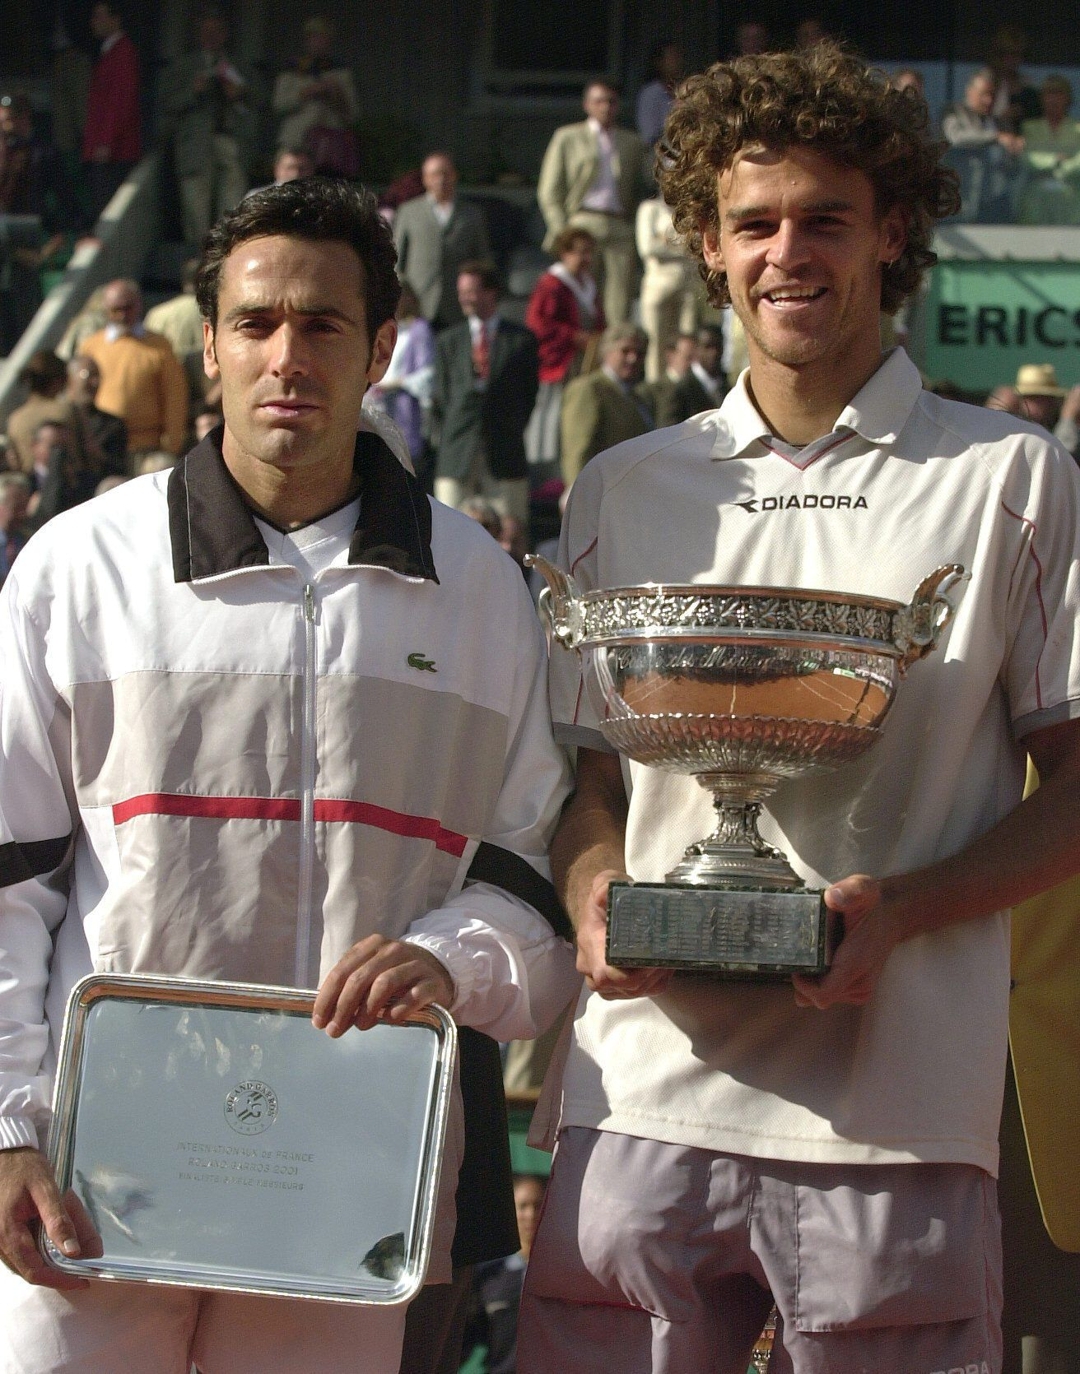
[922,228,1080,392]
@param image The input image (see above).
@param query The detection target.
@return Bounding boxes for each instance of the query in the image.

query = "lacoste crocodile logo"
[407,652,438,673]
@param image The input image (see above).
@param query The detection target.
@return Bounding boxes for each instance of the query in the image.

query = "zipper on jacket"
[295,582,317,986]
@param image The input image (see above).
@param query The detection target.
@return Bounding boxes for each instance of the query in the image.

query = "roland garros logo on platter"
[224,1080,279,1135]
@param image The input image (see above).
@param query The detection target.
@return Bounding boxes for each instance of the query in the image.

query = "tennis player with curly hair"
[518,43,1080,1374]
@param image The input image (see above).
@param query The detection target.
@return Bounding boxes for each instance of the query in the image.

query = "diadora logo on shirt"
[733,494,869,514]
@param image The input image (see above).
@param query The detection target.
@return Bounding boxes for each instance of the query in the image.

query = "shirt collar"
[105,321,146,342]
[168,428,437,585]
[101,30,122,54]
[710,348,923,461]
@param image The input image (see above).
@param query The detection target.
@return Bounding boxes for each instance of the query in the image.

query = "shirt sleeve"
[546,460,613,754]
[405,569,580,1040]
[0,571,78,1149]
[1004,437,1080,735]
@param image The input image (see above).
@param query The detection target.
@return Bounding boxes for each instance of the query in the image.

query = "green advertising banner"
[924,260,1080,393]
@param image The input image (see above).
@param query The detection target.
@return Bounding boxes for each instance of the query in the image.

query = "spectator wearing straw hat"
[1014,362,1080,458]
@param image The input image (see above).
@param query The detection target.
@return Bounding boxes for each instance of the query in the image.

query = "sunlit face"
[605,336,646,383]
[68,357,101,402]
[203,235,395,479]
[513,1177,545,1258]
[702,146,905,375]
[583,84,618,129]
[560,239,594,277]
[104,282,141,328]
[456,271,498,321]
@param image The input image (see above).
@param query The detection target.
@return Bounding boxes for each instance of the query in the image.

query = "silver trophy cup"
[528,557,965,978]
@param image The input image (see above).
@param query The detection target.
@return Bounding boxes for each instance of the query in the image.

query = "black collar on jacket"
[168,429,439,584]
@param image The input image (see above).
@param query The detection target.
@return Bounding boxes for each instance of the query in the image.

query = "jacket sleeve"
[404,574,579,1042]
[537,128,570,245]
[560,376,601,485]
[0,571,78,1149]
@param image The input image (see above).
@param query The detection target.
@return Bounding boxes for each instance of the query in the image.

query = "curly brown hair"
[658,43,960,315]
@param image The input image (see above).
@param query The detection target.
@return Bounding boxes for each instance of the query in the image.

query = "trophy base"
[606,882,838,979]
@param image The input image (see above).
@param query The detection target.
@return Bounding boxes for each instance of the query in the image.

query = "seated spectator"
[193,405,223,444]
[636,40,683,148]
[670,322,728,423]
[891,69,925,100]
[366,283,436,477]
[66,353,127,476]
[458,495,503,541]
[78,278,189,460]
[1018,76,1080,225]
[644,333,696,427]
[6,350,96,475]
[1013,363,1080,458]
[263,146,315,190]
[27,419,97,523]
[272,17,357,176]
[943,69,1024,222]
[524,227,605,484]
[0,471,32,584]
[988,25,1041,135]
[144,258,204,356]
[0,92,73,351]
[465,1175,547,1374]
[560,323,652,487]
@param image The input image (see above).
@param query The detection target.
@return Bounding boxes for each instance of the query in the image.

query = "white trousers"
[0,1271,406,1374]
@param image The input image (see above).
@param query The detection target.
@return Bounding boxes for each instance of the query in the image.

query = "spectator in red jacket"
[523,227,604,486]
[82,1,142,223]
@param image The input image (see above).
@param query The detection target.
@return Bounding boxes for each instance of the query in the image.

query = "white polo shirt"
[545,348,1080,1173]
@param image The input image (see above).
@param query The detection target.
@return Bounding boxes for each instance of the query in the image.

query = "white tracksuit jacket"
[0,418,578,1269]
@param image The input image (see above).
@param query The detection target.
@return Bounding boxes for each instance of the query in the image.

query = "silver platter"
[42,974,456,1304]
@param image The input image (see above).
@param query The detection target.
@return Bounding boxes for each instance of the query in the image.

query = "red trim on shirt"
[112,793,468,856]
[112,793,300,824]
[314,799,468,856]
[570,537,598,576]
[1001,501,1047,709]
[760,430,853,470]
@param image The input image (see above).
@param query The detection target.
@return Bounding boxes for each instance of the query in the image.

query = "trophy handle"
[523,554,585,648]
[893,564,967,675]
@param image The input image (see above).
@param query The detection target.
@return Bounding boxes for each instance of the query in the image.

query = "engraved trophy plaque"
[41,974,456,1303]
[527,557,964,979]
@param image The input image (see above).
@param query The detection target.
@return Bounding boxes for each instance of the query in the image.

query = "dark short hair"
[456,260,502,294]
[195,179,401,338]
[659,43,961,315]
[19,350,67,395]
[552,226,596,257]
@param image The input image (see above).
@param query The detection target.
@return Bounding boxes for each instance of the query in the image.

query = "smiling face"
[702,146,905,380]
[203,235,395,507]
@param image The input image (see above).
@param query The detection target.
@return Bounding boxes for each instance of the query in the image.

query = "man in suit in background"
[669,322,728,424]
[560,323,652,486]
[537,82,649,327]
[433,262,538,524]
[394,153,492,330]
